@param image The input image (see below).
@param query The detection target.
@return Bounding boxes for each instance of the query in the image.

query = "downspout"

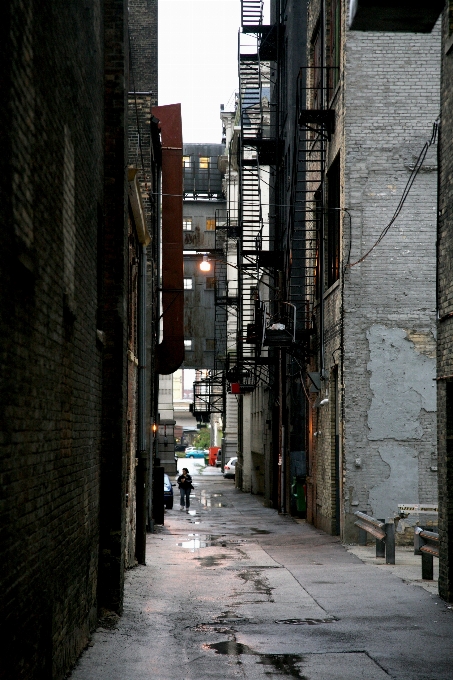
[136,242,147,563]
[152,103,185,374]
[128,169,150,563]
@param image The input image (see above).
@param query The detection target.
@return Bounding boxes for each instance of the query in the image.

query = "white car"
[223,457,237,479]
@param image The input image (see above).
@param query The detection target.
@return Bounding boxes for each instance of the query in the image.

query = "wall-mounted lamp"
[199,254,211,272]
[320,397,329,406]
[152,423,158,435]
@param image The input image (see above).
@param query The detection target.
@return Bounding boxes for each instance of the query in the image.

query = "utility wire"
[347,120,439,268]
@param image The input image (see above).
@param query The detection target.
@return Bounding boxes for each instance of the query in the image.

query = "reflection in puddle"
[200,491,225,508]
[204,642,306,678]
[250,527,271,534]
[177,533,212,551]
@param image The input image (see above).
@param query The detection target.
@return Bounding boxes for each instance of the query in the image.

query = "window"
[184,278,193,290]
[184,339,193,350]
[312,25,322,109]
[205,277,215,290]
[199,157,210,169]
[329,0,341,94]
[206,218,215,231]
[327,155,341,287]
[182,156,191,167]
[183,217,192,231]
[206,339,215,351]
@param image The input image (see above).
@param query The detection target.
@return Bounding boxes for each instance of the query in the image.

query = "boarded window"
[327,155,340,287]
[329,0,341,94]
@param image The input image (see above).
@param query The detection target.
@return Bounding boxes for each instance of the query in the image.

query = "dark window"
[328,0,341,95]
[327,156,340,287]
[312,26,322,109]
[314,186,322,300]
[206,339,215,351]
[447,382,453,455]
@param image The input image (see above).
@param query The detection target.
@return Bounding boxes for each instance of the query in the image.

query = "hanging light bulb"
[200,254,211,272]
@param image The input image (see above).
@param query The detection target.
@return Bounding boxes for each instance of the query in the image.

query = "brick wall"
[437,7,453,602]
[304,1,440,541]
[0,1,104,677]
[342,22,440,541]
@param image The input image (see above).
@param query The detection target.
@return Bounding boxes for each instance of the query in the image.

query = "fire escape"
[290,32,336,379]
[225,0,282,395]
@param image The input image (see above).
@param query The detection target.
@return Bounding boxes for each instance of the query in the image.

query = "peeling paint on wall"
[367,325,436,441]
[368,443,419,520]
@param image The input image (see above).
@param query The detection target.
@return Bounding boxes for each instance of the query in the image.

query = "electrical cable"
[347,120,439,268]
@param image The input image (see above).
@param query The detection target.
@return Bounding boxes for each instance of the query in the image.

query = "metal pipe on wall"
[136,243,147,564]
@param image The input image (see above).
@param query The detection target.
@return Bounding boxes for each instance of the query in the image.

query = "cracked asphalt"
[71,468,453,679]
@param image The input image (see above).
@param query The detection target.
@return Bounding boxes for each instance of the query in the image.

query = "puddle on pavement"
[275,618,338,625]
[177,533,212,551]
[249,527,271,534]
[200,491,226,508]
[204,642,307,678]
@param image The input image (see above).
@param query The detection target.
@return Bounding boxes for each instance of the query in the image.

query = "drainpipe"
[128,168,151,563]
[152,103,184,374]
[136,242,147,564]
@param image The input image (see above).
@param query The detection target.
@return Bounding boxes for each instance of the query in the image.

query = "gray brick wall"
[342,23,440,541]
[304,1,440,541]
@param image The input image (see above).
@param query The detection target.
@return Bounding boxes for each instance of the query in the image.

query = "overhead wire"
[347,120,439,268]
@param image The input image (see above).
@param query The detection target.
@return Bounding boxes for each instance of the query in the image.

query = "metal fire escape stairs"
[229,0,279,394]
[289,64,335,370]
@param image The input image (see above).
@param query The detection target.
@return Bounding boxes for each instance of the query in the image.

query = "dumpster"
[208,446,220,466]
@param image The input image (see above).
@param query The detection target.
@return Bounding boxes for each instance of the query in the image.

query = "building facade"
[220,0,440,551]
[0,0,162,676]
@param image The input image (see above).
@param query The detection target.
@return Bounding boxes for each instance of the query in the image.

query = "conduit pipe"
[152,104,184,374]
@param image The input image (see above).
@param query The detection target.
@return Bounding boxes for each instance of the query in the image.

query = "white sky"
[158,0,241,144]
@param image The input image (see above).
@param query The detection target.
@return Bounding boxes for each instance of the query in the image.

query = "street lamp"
[199,254,211,272]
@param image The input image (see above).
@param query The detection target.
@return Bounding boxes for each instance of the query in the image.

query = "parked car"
[186,449,206,459]
[163,473,174,509]
[215,449,222,467]
[223,457,236,478]
[175,444,186,452]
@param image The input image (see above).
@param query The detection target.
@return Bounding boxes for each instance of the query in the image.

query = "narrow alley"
[71,468,453,680]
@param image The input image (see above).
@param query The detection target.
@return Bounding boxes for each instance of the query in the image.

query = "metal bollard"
[414,526,423,555]
[421,552,434,580]
[376,519,385,558]
[385,520,395,565]
[358,510,368,546]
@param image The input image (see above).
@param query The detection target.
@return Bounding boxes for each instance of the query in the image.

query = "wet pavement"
[71,470,453,679]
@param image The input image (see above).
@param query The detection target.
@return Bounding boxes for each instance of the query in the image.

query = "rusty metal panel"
[152,104,184,374]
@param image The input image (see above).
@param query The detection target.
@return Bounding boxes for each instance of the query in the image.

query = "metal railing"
[354,511,396,565]
[414,527,439,580]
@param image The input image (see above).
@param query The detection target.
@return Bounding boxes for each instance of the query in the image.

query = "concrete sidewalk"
[71,475,453,680]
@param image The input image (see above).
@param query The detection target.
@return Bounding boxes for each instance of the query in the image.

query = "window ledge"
[323,279,340,300]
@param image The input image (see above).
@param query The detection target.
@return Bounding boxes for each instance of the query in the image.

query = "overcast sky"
[158,0,255,144]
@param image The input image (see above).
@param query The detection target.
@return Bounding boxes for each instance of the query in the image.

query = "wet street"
[71,467,453,680]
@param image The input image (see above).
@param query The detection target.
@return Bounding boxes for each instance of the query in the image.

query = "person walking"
[177,467,193,511]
